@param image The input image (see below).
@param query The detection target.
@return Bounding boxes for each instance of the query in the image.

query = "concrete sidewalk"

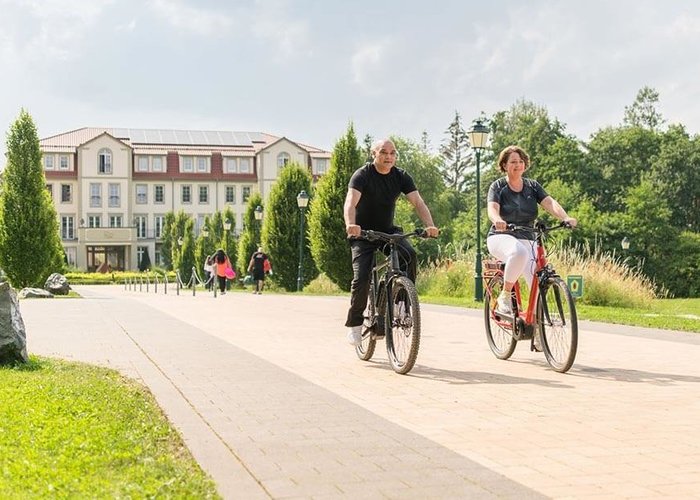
[21,285,700,499]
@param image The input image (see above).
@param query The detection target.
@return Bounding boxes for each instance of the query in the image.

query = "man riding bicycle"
[343,138,439,346]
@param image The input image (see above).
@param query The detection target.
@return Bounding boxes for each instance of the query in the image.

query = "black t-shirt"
[252,252,267,273]
[487,177,548,240]
[349,162,417,232]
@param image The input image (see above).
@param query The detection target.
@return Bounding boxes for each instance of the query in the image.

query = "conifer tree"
[0,110,63,288]
[262,163,317,291]
[308,123,362,291]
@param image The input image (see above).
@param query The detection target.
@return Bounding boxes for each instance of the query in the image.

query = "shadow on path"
[361,360,573,388]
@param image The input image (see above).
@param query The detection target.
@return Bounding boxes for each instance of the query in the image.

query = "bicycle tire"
[385,276,420,375]
[537,277,578,373]
[356,283,378,361]
[484,275,517,360]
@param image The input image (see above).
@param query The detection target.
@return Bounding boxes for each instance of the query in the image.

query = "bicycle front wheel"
[385,276,420,375]
[537,277,578,373]
[484,275,517,360]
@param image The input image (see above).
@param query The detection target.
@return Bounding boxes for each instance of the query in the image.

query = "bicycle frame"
[489,222,566,332]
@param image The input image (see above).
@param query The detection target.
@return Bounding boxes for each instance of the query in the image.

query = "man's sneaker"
[495,292,512,316]
[347,325,363,346]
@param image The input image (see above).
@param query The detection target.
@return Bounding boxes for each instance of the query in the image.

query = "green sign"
[567,275,584,298]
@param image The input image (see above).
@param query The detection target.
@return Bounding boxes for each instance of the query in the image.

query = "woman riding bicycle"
[487,145,577,316]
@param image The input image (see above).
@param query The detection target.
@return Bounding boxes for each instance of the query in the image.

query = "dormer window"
[277,152,290,168]
[98,149,112,174]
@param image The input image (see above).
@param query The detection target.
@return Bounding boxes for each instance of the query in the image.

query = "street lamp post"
[223,219,231,254]
[254,205,263,243]
[468,118,490,302]
[296,190,310,292]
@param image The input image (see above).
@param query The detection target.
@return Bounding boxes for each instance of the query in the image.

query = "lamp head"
[296,190,310,208]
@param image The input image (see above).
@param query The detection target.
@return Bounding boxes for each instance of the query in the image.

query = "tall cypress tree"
[262,163,317,291]
[308,123,362,291]
[0,110,63,288]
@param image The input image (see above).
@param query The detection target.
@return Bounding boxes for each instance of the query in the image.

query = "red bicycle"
[483,221,578,373]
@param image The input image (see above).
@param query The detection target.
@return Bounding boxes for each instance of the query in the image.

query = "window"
[60,184,72,203]
[225,185,235,204]
[277,152,290,168]
[239,158,250,173]
[109,215,122,228]
[88,215,101,228]
[135,215,147,238]
[152,157,163,172]
[135,184,148,204]
[196,215,205,235]
[242,186,251,202]
[197,157,208,172]
[108,183,120,207]
[46,184,53,199]
[44,156,54,170]
[59,155,69,170]
[198,185,209,204]
[155,248,162,266]
[315,159,329,175]
[64,247,77,267]
[98,149,112,174]
[137,246,146,265]
[226,158,237,173]
[90,183,102,207]
[181,185,192,203]
[154,185,165,204]
[61,216,75,240]
[137,157,148,172]
[182,157,193,172]
[154,215,165,238]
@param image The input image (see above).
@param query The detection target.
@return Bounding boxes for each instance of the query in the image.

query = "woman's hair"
[215,248,226,263]
[497,145,530,173]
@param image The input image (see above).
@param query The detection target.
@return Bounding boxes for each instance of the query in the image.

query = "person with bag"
[213,248,233,295]
[248,247,271,294]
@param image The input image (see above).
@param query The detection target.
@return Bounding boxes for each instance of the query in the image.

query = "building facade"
[40,127,330,272]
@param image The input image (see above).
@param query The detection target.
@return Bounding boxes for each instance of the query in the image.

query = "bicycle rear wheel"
[484,275,517,360]
[385,276,420,375]
[537,277,578,373]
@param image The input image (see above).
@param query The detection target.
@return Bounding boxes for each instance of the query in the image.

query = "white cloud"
[147,0,233,37]
[351,40,390,89]
[249,0,311,59]
[0,0,115,63]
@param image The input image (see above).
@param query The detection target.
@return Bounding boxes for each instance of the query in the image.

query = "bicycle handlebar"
[356,228,430,242]
[504,220,573,233]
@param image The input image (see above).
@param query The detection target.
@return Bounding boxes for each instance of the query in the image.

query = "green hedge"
[66,271,177,285]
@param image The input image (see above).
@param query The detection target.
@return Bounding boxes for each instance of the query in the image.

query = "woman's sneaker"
[347,326,363,346]
[496,292,512,315]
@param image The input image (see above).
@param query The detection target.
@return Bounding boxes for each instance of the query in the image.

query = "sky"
[2,0,700,167]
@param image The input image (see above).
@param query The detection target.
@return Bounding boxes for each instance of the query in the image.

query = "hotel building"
[40,127,330,272]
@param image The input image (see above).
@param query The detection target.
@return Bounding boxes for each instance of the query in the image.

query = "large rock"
[19,288,54,299]
[45,273,70,295]
[0,281,28,364]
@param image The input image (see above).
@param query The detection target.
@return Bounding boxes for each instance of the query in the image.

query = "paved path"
[21,285,700,499]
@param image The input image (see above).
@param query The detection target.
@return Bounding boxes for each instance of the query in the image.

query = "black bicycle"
[354,229,427,375]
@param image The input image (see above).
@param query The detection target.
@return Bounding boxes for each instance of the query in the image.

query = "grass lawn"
[0,357,219,498]
[420,295,700,333]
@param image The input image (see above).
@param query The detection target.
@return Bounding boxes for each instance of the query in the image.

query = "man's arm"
[405,191,439,237]
[344,188,362,236]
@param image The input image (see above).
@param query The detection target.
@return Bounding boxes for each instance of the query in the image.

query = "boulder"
[45,273,70,295]
[0,281,28,364]
[19,288,54,299]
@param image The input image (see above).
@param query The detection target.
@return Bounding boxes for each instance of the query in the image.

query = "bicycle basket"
[482,259,504,278]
